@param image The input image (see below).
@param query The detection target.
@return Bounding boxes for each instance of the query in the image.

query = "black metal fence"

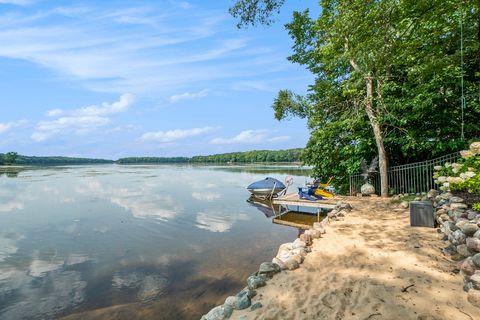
[349,152,461,195]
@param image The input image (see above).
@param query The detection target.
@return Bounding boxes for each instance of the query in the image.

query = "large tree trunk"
[365,76,389,197]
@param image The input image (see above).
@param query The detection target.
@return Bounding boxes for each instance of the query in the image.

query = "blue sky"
[0,0,317,159]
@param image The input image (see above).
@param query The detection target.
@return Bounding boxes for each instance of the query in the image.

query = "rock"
[337,211,345,217]
[474,230,480,239]
[467,289,480,307]
[308,228,322,239]
[272,257,286,270]
[421,196,429,201]
[392,195,400,201]
[299,233,312,245]
[276,248,291,262]
[339,203,352,211]
[258,262,280,277]
[468,211,478,220]
[247,274,266,290]
[327,211,336,218]
[291,248,308,257]
[290,253,304,264]
[472,253,480,268]
[470,273,480,290]
[292,238,306,249]
[224,296,237,307]
[283,258,299,270]
[464,279,474,292]
[450,196,464,203]
[439,214,449,222]
[427,189,439,199]
[467,237,480,252]
[250,302,263,311]
[451,203,468,210]
[456,220,468,230]
[201,304,233,320]
[436,208,447,216]
[235,291,251,310]
[457,244,471,257]
[414,197,422,201]
[459,257,477,276]
[451,230,467,245]
[278,243,293,251]
[463,223,480,237]
[440,192,453,200]
[400,201,409,209]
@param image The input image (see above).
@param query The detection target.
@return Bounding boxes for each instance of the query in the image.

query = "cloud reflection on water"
[195,211,250,233]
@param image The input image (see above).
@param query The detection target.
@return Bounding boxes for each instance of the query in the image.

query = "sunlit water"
[0,164,313,320]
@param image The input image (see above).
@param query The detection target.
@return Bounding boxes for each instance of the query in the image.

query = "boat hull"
[246,177,286,198]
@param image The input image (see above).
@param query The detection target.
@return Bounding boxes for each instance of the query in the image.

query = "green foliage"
[0,152,18,165]
[232,0,480,194]
[433,142,480,193]
[13,155,113,165]
[473,203,480,211]
[229,0,285,28]
[117,149,303,164]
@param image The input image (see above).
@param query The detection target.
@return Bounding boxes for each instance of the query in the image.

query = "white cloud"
[0,4,282,95]
[32,94,134,141]
[140,126,215,143]
[0,120,27,134]
[0,0,34,6]
[210,129,268,144]
[169,88,210,103]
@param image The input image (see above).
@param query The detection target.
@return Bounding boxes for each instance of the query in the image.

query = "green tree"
[3,152,17,165]
[231,0,480,195]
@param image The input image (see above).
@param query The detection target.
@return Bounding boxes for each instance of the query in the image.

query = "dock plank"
[273,193,342,209]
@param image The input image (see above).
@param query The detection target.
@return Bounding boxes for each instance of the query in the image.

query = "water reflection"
[0,165,309,319]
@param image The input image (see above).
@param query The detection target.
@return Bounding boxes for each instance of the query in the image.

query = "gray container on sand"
[409,201,435,227]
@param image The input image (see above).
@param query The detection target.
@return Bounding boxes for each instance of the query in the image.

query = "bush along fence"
[349,152,461,196]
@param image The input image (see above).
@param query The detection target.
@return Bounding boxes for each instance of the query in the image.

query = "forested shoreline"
[0,148,303,165]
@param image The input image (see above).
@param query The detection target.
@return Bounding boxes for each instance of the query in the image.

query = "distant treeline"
[0,149,303,166]
[0,152,113,165]
[116,149,303,164]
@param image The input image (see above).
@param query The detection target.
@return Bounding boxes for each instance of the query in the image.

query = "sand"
[232,197,480,320]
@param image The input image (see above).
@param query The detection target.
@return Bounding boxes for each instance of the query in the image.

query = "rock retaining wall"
[199,201,353,320]
[430,189,480,308]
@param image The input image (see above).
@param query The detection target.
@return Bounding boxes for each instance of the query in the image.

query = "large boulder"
[451,203,468,210]
[271,257,286,270]
[457,244,471,258]
[427,189,439,199]
[450,196,465,203]
[467,289,480,308]
[467,238,480,252]
[399,201,409,209]
[464,224,480,237]
[201,304,233,320]
[292,238,306,249]
[472,253,480,268]
[247,274,266,290]
[283,258,299,270]
[451,230,467,245]
[235,291,251,310]
[258,262,281,277]
[470,273,480,290]
[459,257,477,276]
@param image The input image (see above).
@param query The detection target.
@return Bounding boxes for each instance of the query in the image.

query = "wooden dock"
[273,192,340,210]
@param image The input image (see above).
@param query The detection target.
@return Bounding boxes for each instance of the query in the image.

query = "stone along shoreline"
[201,196,479,320]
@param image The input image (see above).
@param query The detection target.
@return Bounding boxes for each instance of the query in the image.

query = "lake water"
[0,164,314,320]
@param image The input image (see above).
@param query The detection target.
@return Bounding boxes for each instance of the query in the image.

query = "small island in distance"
[0,148,303,166]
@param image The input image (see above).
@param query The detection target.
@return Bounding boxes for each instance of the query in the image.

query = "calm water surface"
[0,165,312,320]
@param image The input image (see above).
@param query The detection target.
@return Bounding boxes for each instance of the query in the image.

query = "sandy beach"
[231,197,479,320]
